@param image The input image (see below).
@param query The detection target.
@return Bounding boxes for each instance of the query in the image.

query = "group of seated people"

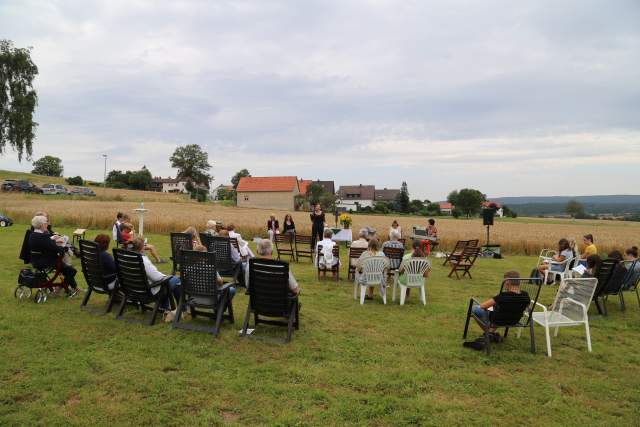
[112,212,165,263]
[264,213,297,242]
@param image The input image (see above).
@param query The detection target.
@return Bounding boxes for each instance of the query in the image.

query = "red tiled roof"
[298,179,312,194]
[482,201,502,208]
[439,202,453,209]
[236,176,299,192]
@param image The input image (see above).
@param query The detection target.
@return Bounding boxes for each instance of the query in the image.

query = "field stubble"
[1,194,638,255]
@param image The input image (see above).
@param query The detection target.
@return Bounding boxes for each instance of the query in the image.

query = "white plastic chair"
[354,256,389,304]
[393,258,431,305]
[529,277,598,357]
[544,256,574,285]
[538,248,556,265]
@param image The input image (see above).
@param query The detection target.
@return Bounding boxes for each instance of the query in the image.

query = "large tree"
[565,200,586,218]
[0,40,38,161]
[231,168,251,189]
[394,181,410,213]
[31,155,63,177]
[170,144,212,188]
[448,188,486,217]
[306,183,325,205]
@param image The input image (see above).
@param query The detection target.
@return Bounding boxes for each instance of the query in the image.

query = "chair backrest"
[361,256,388,284]
[205,236,234,272]
[170,232,193,261]
[497,277,543,326]
[316,244,339,267]
[561,256,575,274]
[275,233,292,244]
[79,240,110,293]
[179,249,220,300]
[402,257,431,286]
[383,246,404,269]
[550,278,598,321]
[467,239,479,248]
[451,240,467,253]
[248,258,291,317]
[538,248,557,261]
[295,234,313,247]
[113,248,152,300]
[622,260,640,290]
[594,258,618,297]
[461,246,481,263]
[199,232,213,249]
[349,247,367,263]
[603,263,629,295]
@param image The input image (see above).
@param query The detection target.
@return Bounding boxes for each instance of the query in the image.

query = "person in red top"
[121,223,166,263]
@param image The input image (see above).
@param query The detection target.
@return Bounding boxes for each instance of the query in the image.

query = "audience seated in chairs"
[245,239,300,295]
[382,229,404,269]
[218,229,246,285]
[397,240,430,300]
[351,228,369,249]
[129,237,181,322]
[228,223,255,258]
[183,226,201,246]
[28,215,78,293]
[204,220,220,236]
[121,222,166,264]
[581,254,602,278]
[316,229,339,273]
[538,238,573,283]
[623,247,640,289]
[356,238,389,301]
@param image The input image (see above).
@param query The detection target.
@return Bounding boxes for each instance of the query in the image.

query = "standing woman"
[310,203,325,249]
[283,214,296,236]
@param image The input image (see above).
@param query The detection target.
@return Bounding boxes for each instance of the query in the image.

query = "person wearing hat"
[267,214,280,242]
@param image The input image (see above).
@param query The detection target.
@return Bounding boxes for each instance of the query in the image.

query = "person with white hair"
[316,228,339,270]
[204,220,219,236]
[28,215,78,292]
[382,228,405,269]
[244,239,300,295]
[351,229,369,249]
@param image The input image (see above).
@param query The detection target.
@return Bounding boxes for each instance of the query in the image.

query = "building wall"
[161,181,187,193]
[237,191,297,210]
[337,199,374,209]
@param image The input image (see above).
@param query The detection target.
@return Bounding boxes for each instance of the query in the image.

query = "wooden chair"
[173,250,235,337]
[464,277,543,355]
[170,232,193,275]
[275,233,296,262]
[448,246,481,279]
[383,246,405,288]
[317,244,340,281]
[241,258,299,343]
[112,248,174,326]
[347,247,367,281]
[442,240,468,266]
[294,234,314,263]
[79,240,118,314]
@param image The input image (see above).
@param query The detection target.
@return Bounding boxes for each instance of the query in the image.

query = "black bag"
[18,269,47,288]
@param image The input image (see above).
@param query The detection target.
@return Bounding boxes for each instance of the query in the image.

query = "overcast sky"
[1,0,638,200]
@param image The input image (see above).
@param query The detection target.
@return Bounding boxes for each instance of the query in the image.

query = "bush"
[65,176,83,186]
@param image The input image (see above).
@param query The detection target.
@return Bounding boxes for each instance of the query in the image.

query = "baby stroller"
[16,255,76,304]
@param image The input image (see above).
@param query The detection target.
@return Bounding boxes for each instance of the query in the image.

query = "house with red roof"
[236,176,301,210]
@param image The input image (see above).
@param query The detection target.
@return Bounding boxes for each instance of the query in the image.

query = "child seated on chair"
[472,271,528,340]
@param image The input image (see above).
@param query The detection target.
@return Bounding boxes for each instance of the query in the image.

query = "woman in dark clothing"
[283,214,296,235]
[310,204,325,249]
[28,215,77,290]
[94,234,116,276]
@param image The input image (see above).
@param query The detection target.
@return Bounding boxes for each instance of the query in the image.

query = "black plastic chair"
[592,258,618,315]
[113,248,174,325]
[203,236,240,283]
[599,261,629,316]
[242,258,299,343]
[170,232,193,275]
[463,277,542,355]
[173,250,235,336]
[79,240,118,314]
[275,233,296,262]
[199,232,213,249]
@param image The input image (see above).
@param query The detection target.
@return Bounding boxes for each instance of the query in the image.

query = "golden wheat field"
[1,192,639,255]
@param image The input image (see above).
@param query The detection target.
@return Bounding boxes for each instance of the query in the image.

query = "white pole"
[134,202,148,236]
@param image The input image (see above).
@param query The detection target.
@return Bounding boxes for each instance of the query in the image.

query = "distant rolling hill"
[493,195,640,216]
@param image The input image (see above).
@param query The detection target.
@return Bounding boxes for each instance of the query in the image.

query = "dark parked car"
[2,180,42,193]
[0,213,13,227]
[71,186,96,196]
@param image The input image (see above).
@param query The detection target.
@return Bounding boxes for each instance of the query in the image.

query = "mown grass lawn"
[1,224,639,426]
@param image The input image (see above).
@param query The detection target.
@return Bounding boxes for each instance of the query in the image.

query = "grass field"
[1,223,639,426]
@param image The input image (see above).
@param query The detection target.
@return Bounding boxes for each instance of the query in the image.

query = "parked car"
[2,180,42,193]
[42,183,70,195]
[0,213,12,227]
[71,186,96,196]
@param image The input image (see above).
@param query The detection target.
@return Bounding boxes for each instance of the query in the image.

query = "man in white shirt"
[228,224,255,258]
[316,229,339,269]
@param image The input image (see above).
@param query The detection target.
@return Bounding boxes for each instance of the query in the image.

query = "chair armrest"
[533,301,548,312]
[149,276,171,290]
[563,297,587,311]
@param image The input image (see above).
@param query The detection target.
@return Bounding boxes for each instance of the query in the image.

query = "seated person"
[471,271,528,340]
[122,223,166,264]
[183,226,201,246]
[94,234,117,290]
[316,228,339,271]
[382,229,404,269]
[351,228,369,249]
[244,239,300,295]
[192,244,237,299]
[218,229,245,284]
[28,215,78,292]
[580,254,602,278]
[356,238,389,300]
[622,246,640,290]
[130,237,181,321]
[283,214,296,236]
[538,238,573,281]
[267,214,280,242]
[397,241,430,298]
[426,218,438,240]
[579,234,598,261]
[227,223,255,258]
[204,220,219,236]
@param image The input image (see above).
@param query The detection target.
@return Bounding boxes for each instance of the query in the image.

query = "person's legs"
[472,305,490,331]
[268,229,274,242]
[167,275,182,309]
[145,244,161,263]
[61,265,78,289]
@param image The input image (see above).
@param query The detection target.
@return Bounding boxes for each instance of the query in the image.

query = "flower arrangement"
[339,213,352,229]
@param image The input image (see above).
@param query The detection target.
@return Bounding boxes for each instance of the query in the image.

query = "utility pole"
[102,154,107,194]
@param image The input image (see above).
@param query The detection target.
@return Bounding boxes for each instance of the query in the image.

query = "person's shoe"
[163,309,176,323]
[463,339,485,351]
[489,332,504,343]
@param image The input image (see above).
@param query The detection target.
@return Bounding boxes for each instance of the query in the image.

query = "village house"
[337,184,376,210]
[236,176,301,210]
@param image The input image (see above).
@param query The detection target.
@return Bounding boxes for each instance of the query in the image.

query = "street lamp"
[102,154,107,192]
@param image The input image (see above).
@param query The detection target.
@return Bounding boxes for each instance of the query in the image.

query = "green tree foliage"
[170,144,212,189]
[447,188,486,218]
[65,176,83,186]
[306,183,324,205]
[216,187,235,201]
[425,202,441,216]
[408,199,425,214]
[231,168,251,189]
[373,201,391,214]
[31,155,63,176]
[565,200,586,219]
[106,167,152,190]
[0,40,38,162]
[394,181,410,213]
[319,191,337,212]
[501,204,518,218]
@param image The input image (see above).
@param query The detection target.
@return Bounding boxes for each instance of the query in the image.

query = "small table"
[72,229,87,247]
[331,228,353,247]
